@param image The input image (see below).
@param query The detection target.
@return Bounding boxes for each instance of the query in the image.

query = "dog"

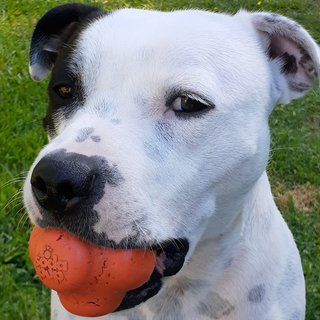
[24,3,320,319]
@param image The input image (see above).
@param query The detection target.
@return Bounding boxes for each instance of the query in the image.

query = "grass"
[0,0,319,319]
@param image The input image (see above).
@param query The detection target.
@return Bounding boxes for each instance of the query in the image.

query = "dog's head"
[24,3,320,311]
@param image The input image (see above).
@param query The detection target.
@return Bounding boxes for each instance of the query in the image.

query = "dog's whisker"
[12,202,26,221]
[132,219,152,244]
[0,177,25,190]
[167,238,181,251]
[1,192,24,216]
[17,209,30,229]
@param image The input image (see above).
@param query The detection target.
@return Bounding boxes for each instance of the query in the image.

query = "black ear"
[250,11,320,104]
[29,2,103,81]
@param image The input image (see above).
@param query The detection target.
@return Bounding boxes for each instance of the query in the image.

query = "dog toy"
[29,226,156,317]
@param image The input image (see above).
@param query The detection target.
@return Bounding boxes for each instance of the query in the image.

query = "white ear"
[249,11,320,104]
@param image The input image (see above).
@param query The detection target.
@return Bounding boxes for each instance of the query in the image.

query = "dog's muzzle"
[29,149,189,310]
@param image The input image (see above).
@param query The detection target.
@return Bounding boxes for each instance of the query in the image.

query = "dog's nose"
[31,150,97,214]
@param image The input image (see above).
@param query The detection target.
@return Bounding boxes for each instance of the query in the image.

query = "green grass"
[0,0,319,319]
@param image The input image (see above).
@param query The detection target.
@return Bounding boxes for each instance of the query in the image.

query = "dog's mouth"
[33,213,189,311]
[115,238,189,312]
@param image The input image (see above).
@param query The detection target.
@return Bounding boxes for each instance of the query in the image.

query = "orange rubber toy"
[29,226,156,317]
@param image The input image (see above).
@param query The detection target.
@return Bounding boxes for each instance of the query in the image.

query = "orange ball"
[29,226,156,317]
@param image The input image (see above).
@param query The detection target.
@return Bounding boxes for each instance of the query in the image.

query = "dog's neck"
[178,173,281,285]
[185,171,278,278]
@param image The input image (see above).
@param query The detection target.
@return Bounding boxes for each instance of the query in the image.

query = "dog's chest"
[104,272,239,320]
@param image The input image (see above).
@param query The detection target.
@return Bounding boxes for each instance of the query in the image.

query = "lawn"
[0,0,319,319]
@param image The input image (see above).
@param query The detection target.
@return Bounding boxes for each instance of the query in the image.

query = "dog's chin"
[115,239,189,312]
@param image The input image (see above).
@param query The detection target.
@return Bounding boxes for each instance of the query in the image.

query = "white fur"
[24,8,320,320]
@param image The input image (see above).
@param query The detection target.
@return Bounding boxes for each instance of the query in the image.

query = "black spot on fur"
[264,13,280,24]
[134,95,147,108]
[248,284,266,303]
[91,135,101,143]
[30,3,105,78]
[170,277,206,295]
[110,118,121,125]
[287,310,302,320]
[280,52,298,74]
[198,292,235,318]
[35,5,111,137]
[222,257,233,270]
[147,282,184,320]
[277,255,303,300]
[76,127,94,142]
[289,82,311,93]
[156,121,174,142]
[144,121,174,162]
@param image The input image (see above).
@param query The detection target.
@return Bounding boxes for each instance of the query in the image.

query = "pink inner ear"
[269,34,300,59]
[269,34,315,92]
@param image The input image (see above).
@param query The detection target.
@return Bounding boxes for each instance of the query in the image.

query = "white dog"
[24,3,320,319]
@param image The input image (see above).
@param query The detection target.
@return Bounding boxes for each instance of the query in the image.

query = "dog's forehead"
[81,9,236,45]
[67,9,268,108]
[76,9,252,64]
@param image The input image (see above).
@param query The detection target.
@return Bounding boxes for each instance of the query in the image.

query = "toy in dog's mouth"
[29,226,189,317]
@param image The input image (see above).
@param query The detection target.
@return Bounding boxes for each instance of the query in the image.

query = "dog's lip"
[115,238,189,312]
[149,240,180,251]
[152,239,189,277]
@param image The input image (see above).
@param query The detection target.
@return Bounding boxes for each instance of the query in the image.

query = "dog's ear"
[250,12,320,105]
[29,3,103,81]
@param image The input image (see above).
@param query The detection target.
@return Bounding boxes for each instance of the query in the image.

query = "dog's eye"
[55,85,73,99]
[171,96,210,115]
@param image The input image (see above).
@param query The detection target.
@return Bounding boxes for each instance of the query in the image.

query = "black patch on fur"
[30,3,105,77]
[31,4,110,136]
[277,256,303,301]
[170,276,206,295]
[222,257,233,270]
[144,121,174,162]
[288,310,302,320]
[289,82,311,93]
[76,127,94,142]
[91,135,101,143]
[264,13,280,24]
[156,121,174,143]
[198,292,235,318]
[248,284,266,303]
[110,118,121,125]
[43,47,84,135]
[147,282,184,320]
[134,95,147,108]
[264,14,300,31]
[280,52,298,74]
